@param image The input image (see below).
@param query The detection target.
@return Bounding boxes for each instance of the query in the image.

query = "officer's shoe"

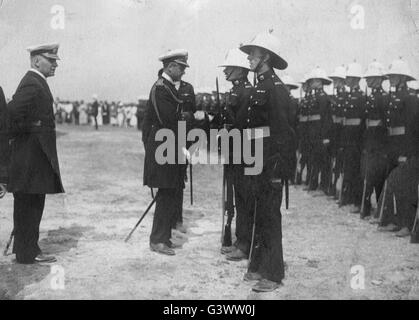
[395,227,411,238]
[175,223,187,234]
[350,206,361,214]
[168,241,183,249]
[252,279,282,293]
[243,272,263,282]
[377,223,400,232]
[150,243,175,256]
[226,249,247,261]
[34,254,57,263]
[220,246,236,255]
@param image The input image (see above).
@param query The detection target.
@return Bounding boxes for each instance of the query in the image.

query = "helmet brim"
[240,45,288,70]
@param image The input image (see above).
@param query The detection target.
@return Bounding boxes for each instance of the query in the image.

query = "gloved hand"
[193,111,206,121]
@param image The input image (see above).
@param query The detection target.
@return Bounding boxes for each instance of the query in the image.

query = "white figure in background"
[96,101,103,127]
[130,105,138,128]
[117,102,125,127]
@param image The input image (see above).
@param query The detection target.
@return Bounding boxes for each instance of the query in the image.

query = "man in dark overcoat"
[7,43,64,264]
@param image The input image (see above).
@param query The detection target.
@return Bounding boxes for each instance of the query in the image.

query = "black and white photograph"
[1,0,419,304]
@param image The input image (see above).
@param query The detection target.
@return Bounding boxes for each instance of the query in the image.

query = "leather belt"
[366,119,382,128]
[389,126,405,136]
[308,115,321,121]
[244,126,270,140]
[344,118,361,126]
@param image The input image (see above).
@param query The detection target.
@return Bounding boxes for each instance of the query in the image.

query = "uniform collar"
[162,72,176,87]
[257,69,275,83]
[29,68,47,81]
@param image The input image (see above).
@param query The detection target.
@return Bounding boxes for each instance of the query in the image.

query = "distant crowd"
[53,98,147,129]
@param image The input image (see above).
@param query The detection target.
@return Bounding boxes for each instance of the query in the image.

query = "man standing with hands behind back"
[7,43,65,264]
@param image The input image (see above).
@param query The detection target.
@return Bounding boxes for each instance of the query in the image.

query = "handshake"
[179,111,214,122]
[193,111,214,122]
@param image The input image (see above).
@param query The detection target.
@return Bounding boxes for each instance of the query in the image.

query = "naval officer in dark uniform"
[8,43,64,264]
[142,49,209,256]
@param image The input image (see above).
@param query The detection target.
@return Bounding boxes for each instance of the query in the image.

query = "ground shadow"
[39,224,94,255]
[0,263,49,300]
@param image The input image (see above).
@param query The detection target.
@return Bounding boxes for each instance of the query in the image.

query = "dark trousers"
[342,145,362,206]
[309,142,330,191]
[248,172,285,283]
[12,193,45,263]
[360,150,387,217]
[231,165,253,255]
[150,187,183,246]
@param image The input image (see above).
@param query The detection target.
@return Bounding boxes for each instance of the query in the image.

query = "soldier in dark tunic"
[341,61,366,212]
[296,77,312,186]
[7,43,64,264]
[306,67,333,194]
[329,65,346,199]
[377,58,419,232]
[360,60,389,220]
[216,48,254,262]
[240,31,296,292]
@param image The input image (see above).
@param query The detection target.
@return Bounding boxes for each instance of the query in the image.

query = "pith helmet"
[282,74,299,90]
[329,65,346,80]
[386,57,416,81]
[346,60,363,78]
[307,66,332,85]
[219,47,250,70]
[240,30,288,70]
[364,59,386,78]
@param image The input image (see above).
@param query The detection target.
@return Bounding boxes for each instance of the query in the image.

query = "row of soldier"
[287,58,419,241]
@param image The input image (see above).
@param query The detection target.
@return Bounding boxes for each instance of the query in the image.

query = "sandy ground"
[0,125,418,300]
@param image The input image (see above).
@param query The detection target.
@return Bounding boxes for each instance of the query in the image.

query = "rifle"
[410,185,419,244]
[338,159,345,207]
[378,179,388,224]
[217,78,235,247]
[124,197,157,243]
[3,229,14,256]
[189,164,193,205]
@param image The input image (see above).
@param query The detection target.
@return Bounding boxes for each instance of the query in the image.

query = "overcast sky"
[0,0,418,101]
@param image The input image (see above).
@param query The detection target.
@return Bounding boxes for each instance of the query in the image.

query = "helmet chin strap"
[226,68,235,82]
